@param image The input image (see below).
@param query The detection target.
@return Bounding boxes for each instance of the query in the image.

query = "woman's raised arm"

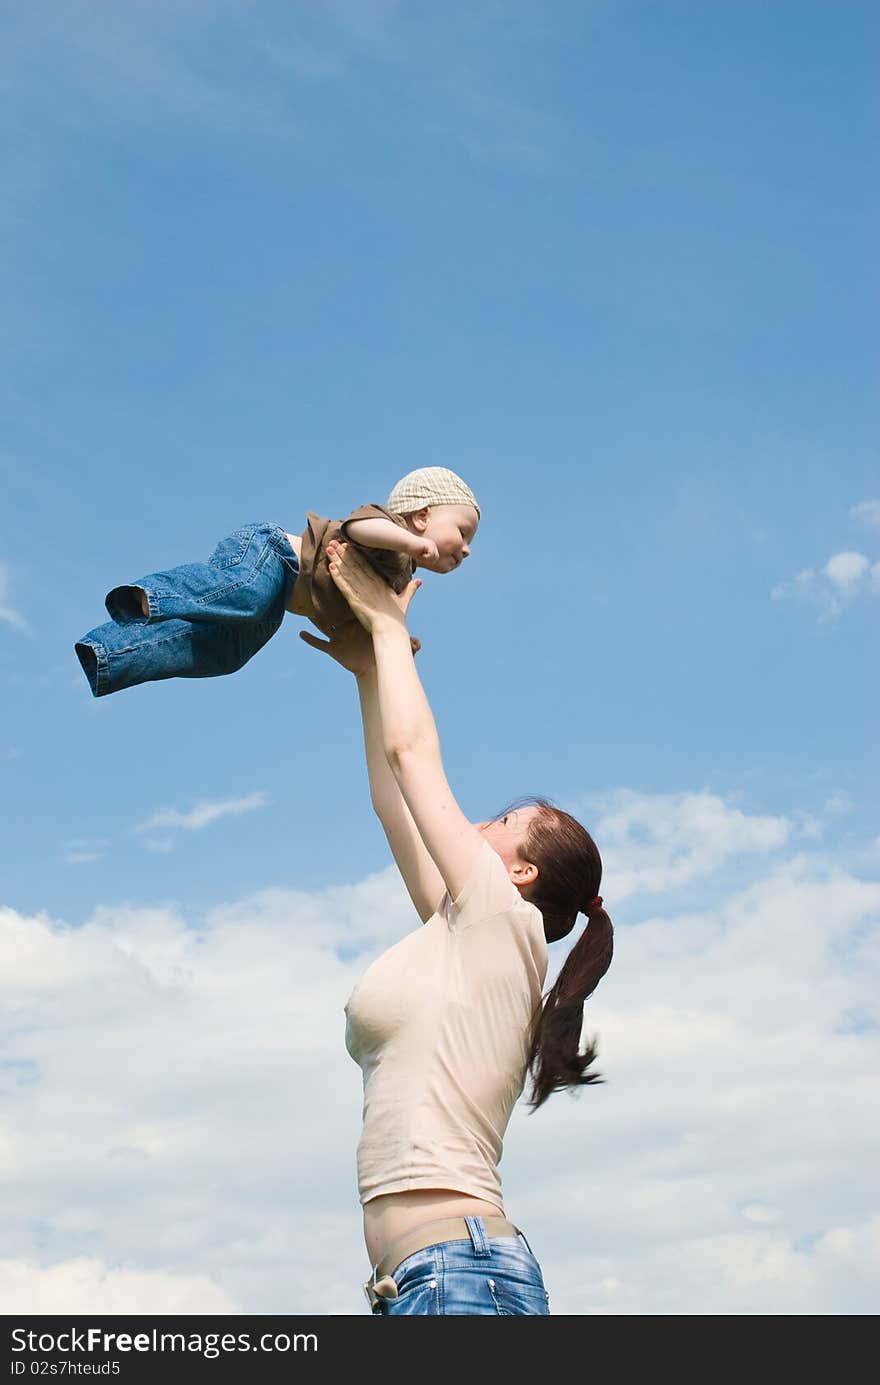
[356,665,447,921]
[298,603,447,922]
[325,541,484,903]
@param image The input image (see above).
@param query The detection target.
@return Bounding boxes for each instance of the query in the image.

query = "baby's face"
[419,503,479,573]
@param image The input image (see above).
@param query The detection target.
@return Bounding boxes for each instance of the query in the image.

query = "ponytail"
[499,797,613,1110]
[526,899,613,1110]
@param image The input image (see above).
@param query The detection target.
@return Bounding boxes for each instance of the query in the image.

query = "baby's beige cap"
[387,467,481,520]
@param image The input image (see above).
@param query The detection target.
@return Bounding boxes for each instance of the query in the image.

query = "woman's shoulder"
[443,840,541,933]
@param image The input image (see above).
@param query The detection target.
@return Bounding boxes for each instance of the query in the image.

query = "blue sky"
[1,1,878,1315]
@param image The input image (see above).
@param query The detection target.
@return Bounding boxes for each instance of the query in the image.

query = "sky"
[1,0,877,1316]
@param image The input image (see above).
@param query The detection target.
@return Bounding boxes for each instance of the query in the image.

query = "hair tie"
[586,896,604,914]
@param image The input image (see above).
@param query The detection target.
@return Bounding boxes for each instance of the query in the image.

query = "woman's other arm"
[325,541,484,902]
[357,665,447,922]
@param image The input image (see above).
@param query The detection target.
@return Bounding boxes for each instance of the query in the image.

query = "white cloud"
[816,1215,880,1269]
[771,567,837,618]
[824,551,870,589]
[2,797,879,1315]
[0,1257,239,1315]
[741,1205,781,1224]
[581,789,790,901]
[136,792,268,836]
[773,550,879,619]
[850,500,880,530]
[0,564,29,633]
[0,871,409,1315]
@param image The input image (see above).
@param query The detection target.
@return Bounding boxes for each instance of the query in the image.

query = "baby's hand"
[415,538,440,565]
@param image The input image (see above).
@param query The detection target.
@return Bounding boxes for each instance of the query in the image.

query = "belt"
[364,1215,521,1308]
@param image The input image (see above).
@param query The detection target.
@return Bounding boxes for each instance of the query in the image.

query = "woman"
[300,540,613,1316]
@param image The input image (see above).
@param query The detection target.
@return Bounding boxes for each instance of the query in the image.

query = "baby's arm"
[344,516,438,565]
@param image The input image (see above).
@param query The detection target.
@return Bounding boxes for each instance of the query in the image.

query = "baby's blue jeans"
[75,522,299,697]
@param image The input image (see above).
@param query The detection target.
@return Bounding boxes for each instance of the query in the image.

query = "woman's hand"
[325,540,418,635]
[299,619,377,676]
[300,622,422,674]
[299,555,422,673]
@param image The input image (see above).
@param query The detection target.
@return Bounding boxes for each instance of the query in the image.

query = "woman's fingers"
[329,545,376,598]
[327,539,411,637]
[327,540,353,584]
[399,578,423,614]
[299,625,375,675]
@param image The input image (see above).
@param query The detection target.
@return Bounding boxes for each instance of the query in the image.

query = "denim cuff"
[105,585,154,624]
[74,638,109,698]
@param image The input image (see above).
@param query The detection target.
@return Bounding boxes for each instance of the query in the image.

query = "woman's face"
[476,806,541,881]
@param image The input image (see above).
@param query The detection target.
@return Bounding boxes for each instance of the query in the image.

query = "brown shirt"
[288,504,415,636]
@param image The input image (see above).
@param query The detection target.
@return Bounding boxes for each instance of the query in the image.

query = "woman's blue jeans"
[368,1217,551,1316]
[75,523,299,697]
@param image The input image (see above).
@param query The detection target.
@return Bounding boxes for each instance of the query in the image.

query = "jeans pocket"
[208,525,262,569]
[486,1275,550,1316]
[380,1276,441,1316]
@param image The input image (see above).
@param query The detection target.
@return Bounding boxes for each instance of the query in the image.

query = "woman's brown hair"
[498,796,614,1110]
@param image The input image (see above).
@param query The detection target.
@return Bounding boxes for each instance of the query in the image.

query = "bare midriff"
[363,1189,505,1269]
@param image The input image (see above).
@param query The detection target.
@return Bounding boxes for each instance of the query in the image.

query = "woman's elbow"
[384,740,440,790]
[383,742,404,774]
[384,741,419,777]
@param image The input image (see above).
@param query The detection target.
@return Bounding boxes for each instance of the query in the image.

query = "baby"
[75,467,480,697]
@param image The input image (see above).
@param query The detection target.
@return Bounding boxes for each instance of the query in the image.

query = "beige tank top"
[345,841,548,1207]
